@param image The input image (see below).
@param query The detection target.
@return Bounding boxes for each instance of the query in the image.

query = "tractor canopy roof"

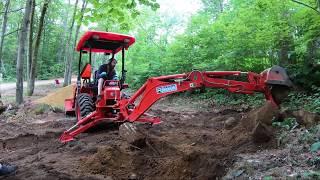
[76,31,135,54]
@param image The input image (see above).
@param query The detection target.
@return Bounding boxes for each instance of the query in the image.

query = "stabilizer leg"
[60,111,97,143]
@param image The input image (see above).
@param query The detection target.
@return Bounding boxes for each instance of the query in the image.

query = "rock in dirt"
[129,173,138,180]
[252,122,273,143]
[292,110,320,127]
[224,117,238,129]
[119,122,146,148]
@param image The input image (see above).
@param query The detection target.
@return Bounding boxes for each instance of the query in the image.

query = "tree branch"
[4,28,21,37]
[291,0,320,14]
[0,7,24,14]
[0,3,40,14]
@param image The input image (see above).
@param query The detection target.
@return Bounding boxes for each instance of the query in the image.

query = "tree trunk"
[63,0,79,87]
[305,38,317,66]
[27,0,50,96]
[278,35,294,66]
[278,39,289,65]
[16,0,32,104]
[67,0,87,84]
[26,0,35,82]
[0,0,10,76]
[57,0,71,64]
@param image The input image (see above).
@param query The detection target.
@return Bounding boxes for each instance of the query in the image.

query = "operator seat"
[80,63,98,96]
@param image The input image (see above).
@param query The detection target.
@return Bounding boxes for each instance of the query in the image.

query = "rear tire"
[76,93,95,121]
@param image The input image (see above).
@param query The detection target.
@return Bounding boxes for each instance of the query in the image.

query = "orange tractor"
[60,31,292,143]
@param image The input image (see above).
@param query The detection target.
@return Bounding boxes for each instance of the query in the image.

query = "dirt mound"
[81,137,230,180]
[34,85,75,108]
[81,146,131,174]
[240,102,279,142]
[163,151,227,179]
[78,105,275,180]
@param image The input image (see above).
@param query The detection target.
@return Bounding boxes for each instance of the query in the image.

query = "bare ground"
[0,85,318,179]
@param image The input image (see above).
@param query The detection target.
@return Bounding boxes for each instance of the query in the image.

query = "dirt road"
[0,78,76,92]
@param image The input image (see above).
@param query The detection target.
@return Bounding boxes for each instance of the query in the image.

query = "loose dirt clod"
[224,117,238,129]
[251,122,274,143]
[241,101,280,142]
[292,110,320,127]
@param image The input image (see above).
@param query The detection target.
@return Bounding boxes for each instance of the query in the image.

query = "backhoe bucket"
[261,65,293,104]
[119,123,146,147]
[261,65,293,87]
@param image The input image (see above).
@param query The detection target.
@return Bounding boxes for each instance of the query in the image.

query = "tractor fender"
[64,84,77,116]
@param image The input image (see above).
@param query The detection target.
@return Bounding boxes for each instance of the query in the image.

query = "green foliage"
[287,64,320,90]
[123,8,178,88]
[190,89,264,107]
[303,171,320,179]
[272,117,297,130]
[0,0,74,81]
[283,86,320,113]
[310,142,320,152]
[263,176,273,180]
[1,0,320,109]
[299,130,317,144]
[0,0,161,84]
[124,0,320,94]
[84,0,159,30]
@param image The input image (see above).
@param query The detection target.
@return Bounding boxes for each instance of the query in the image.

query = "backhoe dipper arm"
[119,70,276,123]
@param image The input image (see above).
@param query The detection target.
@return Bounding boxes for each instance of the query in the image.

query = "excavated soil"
[0,87,277,180]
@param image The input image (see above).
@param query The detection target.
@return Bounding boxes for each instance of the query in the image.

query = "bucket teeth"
[270,85,290,104]
[123,123,137,132]
[119,123,146,147]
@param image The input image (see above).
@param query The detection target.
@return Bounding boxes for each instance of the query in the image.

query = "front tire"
[76,93,95,121]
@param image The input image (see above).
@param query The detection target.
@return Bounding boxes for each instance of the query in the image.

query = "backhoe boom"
[119,69,281,124]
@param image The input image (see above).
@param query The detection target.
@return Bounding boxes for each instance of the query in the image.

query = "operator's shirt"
[97,64,118,80]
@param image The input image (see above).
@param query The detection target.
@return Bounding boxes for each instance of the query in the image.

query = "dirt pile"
[240,102,280,142]
[34,85,75,108]
[80,137,232,180]
[78,104,277,180]
[291,109,320,127]
[82,146,131,175]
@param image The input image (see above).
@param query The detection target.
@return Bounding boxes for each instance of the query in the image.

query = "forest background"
[0,0,319,111]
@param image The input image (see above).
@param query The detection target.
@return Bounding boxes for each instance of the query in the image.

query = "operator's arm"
[111,70,119,80]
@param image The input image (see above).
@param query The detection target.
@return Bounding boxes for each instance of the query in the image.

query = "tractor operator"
[97,57,118,99]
